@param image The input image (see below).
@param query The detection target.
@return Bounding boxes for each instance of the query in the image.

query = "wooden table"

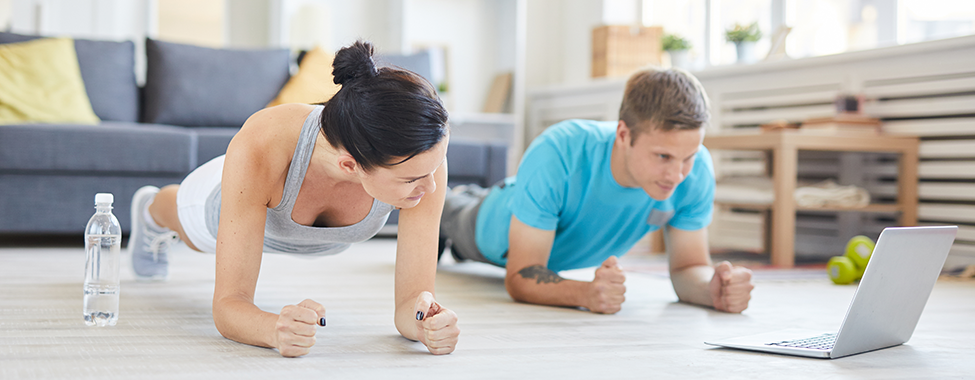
[704,131,920,267]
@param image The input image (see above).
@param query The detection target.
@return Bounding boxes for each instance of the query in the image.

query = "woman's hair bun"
[332,40,378,86]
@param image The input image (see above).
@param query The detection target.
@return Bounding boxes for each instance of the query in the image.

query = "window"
[634,0,975,68]
[710,0,772,65]
[642,0,708,68]
[899,0,975,44]
[785,0,898,59]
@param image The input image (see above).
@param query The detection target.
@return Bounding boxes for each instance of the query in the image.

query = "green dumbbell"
[827,235,875,285]
[845,235,875,269]
[828,256,862,284]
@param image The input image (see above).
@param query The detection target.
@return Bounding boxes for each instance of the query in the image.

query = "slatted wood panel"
[527,82,624,143]
[864,70,975,262]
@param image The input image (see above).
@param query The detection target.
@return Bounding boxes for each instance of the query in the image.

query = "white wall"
[226,0,270,48]
[404,0,516,113]
[269,0,404,53]
[267,0,516,115]
[524,0,563,88]
[0,0,11,30]
[156,0,224,47]
[10,0,146,39]
[6,0,518,115]
[8,0,152,83]
[524,0,605,89]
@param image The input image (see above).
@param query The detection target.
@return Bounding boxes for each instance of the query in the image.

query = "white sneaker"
[129,186,179,281]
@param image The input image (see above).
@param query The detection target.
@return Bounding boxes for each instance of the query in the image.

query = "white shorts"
[176,155,224,254]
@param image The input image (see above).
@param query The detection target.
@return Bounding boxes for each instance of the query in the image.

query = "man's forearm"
[670,264,714,307]
[505,265,591,308]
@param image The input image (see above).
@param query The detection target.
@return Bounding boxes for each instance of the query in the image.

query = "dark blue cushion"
[143,38,290,128]
[192,127,240,166]
[0,174,185,234]
[0,32,139,123]
[0,122,193,174]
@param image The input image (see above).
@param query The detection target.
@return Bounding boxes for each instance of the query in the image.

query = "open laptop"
[705,225,958,359]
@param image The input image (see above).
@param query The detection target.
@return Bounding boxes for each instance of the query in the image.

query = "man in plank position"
[439,67,754,314]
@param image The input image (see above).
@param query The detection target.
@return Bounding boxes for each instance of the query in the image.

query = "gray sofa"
[0,33,505,235]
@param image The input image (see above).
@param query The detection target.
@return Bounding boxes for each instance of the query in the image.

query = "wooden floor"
[1,237,973,379]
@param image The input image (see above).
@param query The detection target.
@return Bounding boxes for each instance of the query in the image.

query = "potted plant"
[662,33,692,69]
[725,22,762,63]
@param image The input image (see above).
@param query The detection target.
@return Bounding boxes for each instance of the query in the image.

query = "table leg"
[771,145,798,267]
[898,144,919,226]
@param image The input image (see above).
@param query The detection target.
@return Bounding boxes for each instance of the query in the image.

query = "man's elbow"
[504,274,530,303]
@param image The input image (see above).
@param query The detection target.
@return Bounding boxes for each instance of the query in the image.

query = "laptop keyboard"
[767,333,837,350]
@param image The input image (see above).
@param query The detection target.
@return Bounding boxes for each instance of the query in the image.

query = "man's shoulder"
[531,119,616,156]
[692,145,715,178]
[544,119,616,139]
[670,145,715,203]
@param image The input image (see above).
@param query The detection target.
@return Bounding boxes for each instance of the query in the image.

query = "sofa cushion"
[143,38,290,128]
[192,127,239,166]
[0,122,193,174]
[0,173,185,234]
[0,38,100,125]
[0,32,139,123]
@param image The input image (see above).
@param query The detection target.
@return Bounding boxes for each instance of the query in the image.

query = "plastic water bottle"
[84,193,121,326]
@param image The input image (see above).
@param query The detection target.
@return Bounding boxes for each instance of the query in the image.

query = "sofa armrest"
[444,139,508,188]
[382,139,508,229]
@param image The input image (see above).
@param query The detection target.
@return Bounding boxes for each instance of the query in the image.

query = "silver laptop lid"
[831,226,957,358]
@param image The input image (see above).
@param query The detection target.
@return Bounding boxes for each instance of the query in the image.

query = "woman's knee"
[149,185,180,227]
[159,184,180,198]
[151,185,202,252]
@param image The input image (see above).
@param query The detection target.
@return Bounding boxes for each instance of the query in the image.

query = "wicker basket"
[592,25,663,78]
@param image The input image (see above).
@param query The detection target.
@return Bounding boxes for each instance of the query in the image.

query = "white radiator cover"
[527,35,975,267]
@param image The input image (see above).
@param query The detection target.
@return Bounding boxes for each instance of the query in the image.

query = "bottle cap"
[95,193,114,205]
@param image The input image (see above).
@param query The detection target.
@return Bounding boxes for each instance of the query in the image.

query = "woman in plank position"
[128,41,459,357]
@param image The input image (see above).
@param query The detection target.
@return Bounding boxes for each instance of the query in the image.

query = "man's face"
[618,122,705,201]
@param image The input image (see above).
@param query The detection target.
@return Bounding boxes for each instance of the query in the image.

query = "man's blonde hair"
[619,67,710,140]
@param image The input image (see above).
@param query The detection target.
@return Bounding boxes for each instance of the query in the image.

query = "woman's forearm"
[393,294,421,341]
[212,296,279,348]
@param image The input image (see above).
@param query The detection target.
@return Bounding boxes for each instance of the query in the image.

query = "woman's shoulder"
[243,103,319,133]
[232,104,318,148]
[225,104,319,174]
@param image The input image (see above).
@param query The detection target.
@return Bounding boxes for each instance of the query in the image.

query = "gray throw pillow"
[376,50,434,85]
[142,38,290,128]
[0,32,139,123]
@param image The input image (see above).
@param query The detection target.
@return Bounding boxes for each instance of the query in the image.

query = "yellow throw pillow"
[266,46,342,108]
[0,37,100,125]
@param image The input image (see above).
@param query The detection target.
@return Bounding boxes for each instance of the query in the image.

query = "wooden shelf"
[704,131,919,268]
[717,202,901,213]
[797,204,901,213]
[704,130,919,152]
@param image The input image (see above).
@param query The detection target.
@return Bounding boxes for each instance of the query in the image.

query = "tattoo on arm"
[518,265,564,284]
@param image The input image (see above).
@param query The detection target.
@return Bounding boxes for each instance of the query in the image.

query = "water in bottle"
[84,193,121,326]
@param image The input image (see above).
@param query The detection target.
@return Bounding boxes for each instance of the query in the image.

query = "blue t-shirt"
[475,119,715,272]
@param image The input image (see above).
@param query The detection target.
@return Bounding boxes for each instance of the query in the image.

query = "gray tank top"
[204,105,394,255]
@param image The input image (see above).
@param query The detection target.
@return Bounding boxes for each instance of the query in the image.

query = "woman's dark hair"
[320,40,448,171]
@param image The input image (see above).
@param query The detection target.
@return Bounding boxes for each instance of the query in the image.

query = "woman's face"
[356,138,448,209]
